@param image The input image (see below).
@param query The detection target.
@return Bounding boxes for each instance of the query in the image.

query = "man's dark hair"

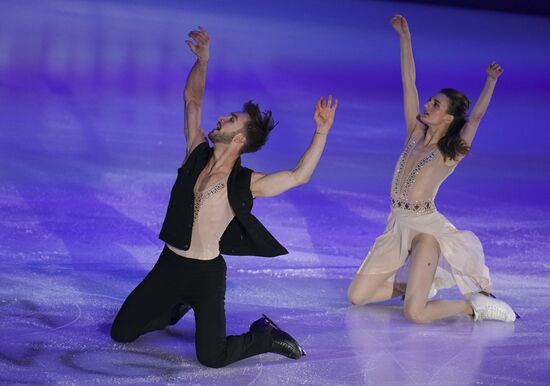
[240,101,276,154]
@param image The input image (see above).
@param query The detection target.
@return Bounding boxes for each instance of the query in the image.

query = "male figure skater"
[110,27,338,368]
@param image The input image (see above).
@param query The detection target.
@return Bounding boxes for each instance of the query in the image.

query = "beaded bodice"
[391,130,455,215]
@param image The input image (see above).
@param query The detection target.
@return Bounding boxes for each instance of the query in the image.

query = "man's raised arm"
[183,26,210,156]
[251,95,338,198]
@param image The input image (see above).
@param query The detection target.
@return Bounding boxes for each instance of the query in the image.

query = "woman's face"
[421,93,454,128]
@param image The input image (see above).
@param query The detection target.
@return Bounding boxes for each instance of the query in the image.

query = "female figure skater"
[347,15,516,323]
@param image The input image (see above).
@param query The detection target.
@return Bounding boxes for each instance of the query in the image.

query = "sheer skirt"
[357,207,492,296]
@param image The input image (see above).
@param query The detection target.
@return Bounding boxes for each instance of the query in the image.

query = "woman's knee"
[412,233,440,255]
[347,285,372,306]
[403,304,429,324]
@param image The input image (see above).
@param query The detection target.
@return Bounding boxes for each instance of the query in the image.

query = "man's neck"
[206,143,240,175]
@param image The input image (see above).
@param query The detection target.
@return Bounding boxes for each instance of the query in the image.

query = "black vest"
[159,142,288,257]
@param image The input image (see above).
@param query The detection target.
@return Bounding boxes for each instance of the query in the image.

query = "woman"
[347,15,516,323]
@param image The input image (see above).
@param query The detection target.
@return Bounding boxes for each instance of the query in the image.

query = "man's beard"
[208,129,238,144]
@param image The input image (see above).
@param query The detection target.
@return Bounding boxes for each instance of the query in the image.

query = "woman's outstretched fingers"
[487,61,504,79]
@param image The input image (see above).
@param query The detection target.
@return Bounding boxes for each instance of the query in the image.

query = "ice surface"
[1,0,550,384]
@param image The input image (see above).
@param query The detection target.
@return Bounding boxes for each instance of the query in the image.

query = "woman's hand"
[390,15,410,36]
[487,61,504,80]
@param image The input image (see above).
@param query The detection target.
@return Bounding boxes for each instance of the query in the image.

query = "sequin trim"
[391,138,416,198]
[194,181,225,222]
[392,132,438,201]
[391,198,436,215]
[400,150,437,200]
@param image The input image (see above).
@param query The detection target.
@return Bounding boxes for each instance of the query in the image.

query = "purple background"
[1,0,549,384]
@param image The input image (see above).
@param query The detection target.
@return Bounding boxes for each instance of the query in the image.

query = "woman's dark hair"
[437,88,471,161]
[240,101,276,154]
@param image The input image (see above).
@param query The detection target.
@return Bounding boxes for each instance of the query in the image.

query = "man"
[110,26,337,368]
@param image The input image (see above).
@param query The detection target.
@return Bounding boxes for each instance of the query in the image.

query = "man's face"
[208,112,250,144]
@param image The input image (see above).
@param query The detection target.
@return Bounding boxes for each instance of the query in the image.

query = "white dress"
[357,130,492,296]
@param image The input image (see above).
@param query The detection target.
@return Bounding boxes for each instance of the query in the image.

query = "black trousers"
[110,246,272,368]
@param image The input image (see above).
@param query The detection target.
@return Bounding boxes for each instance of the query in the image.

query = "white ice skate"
[469,293,517,322]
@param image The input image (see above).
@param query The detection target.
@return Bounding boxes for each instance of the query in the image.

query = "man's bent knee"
[197,352,226,368]
[110,322,139,343]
